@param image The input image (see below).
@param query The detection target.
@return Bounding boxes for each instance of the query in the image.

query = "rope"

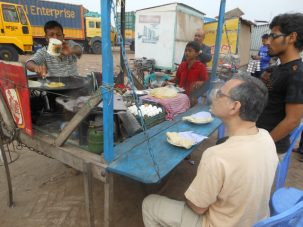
[111,2,161,180]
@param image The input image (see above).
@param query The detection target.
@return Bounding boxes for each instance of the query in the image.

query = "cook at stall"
[26,20,83,78]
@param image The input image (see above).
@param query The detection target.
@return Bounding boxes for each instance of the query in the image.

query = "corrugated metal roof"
[240,18,256,26]
[250,24,270,51]
[215,7,244,19]
[204,17,217,23]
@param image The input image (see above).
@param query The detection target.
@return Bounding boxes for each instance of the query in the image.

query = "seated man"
[26,20,82,77]
[142,74,278,227]
[171,41,208,106]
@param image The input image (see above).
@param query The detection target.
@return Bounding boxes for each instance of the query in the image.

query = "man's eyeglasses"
[216,89,234,100]
[268,33,287,40]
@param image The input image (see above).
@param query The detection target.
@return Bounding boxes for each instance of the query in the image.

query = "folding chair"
[275,123,303,190]
[254,201,303,227]
[271,187,303,215]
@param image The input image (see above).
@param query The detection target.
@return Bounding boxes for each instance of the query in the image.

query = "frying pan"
[28,76,89,91]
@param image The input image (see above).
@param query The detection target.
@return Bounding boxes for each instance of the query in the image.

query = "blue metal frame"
[100,0,227,164]
[101,0,114,163]
[210,0,226,81]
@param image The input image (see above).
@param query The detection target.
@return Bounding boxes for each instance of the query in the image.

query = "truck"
[117,11,135,51]
[3,0,115,54]
[0,2,33,61]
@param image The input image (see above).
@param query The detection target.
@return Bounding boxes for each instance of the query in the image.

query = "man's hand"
[186,200,208,215]
[270,103,303,142]
[251,55,261,60]
[34,65,47,78]
[191,81,204,90]
[61,41,73,56]
[261,71,271,81]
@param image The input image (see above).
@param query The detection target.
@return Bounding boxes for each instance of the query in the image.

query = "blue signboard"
[3,0,82,29]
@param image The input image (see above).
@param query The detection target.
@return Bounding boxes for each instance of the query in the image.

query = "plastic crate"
[135,100,166,129]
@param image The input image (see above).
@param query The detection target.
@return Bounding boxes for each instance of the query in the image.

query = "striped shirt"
[27,40,81,77]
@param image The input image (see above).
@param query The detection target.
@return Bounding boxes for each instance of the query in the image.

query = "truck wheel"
[0,45,19,62]
[92,41,101,54]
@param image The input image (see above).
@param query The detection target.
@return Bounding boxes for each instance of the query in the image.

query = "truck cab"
[0,2,33,61]
[85,16,116,54]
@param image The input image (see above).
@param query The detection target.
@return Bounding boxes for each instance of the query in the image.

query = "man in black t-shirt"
[256,13,303,154]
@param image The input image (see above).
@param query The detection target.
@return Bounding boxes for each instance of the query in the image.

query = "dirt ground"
[19,47,135,76]
[1,52,303,227]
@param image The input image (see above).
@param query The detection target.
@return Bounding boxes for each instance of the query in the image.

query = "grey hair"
[228,73,268,122]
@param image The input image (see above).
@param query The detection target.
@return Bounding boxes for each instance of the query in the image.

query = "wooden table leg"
[104,172,114,227]
[83,162,95,227]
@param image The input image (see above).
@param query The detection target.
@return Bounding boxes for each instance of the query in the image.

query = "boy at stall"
[26,20,82,78]
[171,41,208,106]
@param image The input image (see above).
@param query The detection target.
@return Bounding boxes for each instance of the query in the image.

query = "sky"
[54,0,303,22]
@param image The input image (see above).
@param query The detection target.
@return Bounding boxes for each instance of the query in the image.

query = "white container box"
[135,3,204,70]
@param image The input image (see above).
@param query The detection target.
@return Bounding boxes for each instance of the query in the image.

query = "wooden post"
[83,162,95,227]
[104,173,114,227]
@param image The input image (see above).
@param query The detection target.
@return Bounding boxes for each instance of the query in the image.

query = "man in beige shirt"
[142,74,279,227]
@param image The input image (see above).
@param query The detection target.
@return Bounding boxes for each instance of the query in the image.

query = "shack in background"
[204,16,254,67]
[135,3,205,70]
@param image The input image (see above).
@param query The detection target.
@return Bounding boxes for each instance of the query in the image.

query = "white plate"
[183,117,213,124]
[182,111,213,124]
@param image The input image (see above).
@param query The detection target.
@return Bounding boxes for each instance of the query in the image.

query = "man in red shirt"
[172,41,208,106]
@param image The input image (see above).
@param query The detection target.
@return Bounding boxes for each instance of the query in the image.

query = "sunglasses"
[268,33,287,40]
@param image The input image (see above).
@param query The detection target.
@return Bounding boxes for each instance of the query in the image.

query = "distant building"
[250,23,270,52]
[215,7,244,20]
[204,17,216,23]
[204,8,255,66]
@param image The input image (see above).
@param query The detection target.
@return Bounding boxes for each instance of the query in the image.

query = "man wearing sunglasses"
[256,13,303,156]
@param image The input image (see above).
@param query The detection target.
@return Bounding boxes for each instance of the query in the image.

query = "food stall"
[0,61,222,226]
[0,1,227,227]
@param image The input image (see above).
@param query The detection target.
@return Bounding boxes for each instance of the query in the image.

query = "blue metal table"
[108,105,222,184]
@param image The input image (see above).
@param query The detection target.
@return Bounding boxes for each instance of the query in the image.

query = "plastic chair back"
[275,123,303,190]
[271,187,303,215]
[254,201,303,227]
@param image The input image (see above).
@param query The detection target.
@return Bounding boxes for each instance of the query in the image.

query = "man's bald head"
[194,29,205,44]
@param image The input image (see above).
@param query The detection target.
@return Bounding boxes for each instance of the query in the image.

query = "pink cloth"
[141,94,190,120]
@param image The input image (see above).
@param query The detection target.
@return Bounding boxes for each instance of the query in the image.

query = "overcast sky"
[54,0,303,22]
